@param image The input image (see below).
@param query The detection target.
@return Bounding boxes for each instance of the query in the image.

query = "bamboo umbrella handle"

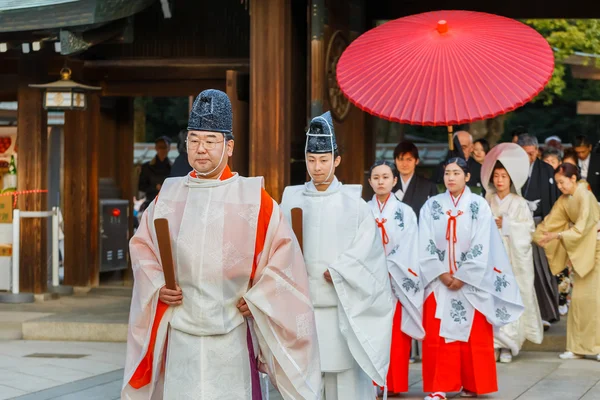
[291,208,303,252]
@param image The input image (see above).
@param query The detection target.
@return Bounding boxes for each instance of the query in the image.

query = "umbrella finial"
[437,20,448,34]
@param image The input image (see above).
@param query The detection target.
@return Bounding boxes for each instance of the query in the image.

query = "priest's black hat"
[306,111,337,154]
[187,89,234,140]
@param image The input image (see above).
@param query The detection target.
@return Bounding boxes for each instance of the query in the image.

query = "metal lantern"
[29,67,101,111]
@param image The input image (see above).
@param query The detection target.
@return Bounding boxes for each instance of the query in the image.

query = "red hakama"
[422,294,497,395]
[386,301,413,393]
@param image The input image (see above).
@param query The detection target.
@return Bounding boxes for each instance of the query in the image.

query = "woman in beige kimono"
[534,162,600,360]
[481,143,544,364]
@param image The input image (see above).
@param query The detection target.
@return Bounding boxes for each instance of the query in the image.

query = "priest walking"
[122,89,321,400]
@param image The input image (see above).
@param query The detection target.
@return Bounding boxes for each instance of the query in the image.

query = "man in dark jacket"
[170,129,193,177]
[573,135,600,201]
[518,133,561,327]
[393,141,438,218]
[138,136,172,211]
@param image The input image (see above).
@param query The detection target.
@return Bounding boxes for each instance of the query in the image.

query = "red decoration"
[0,137,12,154]
[337,10,554,126]
[111,208,121,217]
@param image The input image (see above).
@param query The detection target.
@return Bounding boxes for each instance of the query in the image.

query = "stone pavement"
[1,342,600,400]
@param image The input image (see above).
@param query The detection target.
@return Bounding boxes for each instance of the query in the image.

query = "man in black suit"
[518,133,561,327]
[393,141,438,218]
[573,135,600,201]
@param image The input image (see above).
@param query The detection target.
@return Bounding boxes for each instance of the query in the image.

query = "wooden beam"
[571,65,600,80]
[250,0,292,201]
[577,101,600,115]
[226,70,250,176]
[16,56,48,294]
[101,79,226,97]
[84,58,249,81]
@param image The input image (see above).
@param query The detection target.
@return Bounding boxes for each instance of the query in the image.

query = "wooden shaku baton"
[153,218,177,290]
[291,207,303,252]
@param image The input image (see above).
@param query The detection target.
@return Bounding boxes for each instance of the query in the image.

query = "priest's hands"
[538,231,559,247]
[159,285,182,306]
[440,272,464,291]
[237,298,253,318]
[323,270,333,284]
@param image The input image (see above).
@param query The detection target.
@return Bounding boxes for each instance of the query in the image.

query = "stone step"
[0,321,23,340]
[22,320,128,342]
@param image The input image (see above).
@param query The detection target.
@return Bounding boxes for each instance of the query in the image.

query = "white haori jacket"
[122,170,321,400]
[281,178,395,387]
[418,187,524,343]
[368,194,425,340]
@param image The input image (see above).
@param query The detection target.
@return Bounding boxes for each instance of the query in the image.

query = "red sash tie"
[445,210,463,274]
[376,218,389,250]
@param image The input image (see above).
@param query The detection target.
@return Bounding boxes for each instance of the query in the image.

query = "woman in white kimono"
[419,158,524,400]
[481,143,544,363]
[367,160,425,396]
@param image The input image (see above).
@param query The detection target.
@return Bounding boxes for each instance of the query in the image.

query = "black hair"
[542,147,562,161]
[393,141,419,161]
[573,135,592,148]
[443,157,470,175]
[555,163,581,181]
[563,148,577,163]
[474,138,490,154]
[511,126,528,138]
[369,160,398,179]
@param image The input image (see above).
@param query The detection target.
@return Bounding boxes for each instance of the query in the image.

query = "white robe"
[487,193,544,355]
[368,194,425,340]
[281,178,395,393]
[122,172,321,400]
[418,187,525,343]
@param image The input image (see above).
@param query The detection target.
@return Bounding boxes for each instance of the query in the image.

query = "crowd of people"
[123,89,600,400]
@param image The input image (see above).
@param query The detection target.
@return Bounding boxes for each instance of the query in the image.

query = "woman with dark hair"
[481,144,544,364]
[367,160,424,396]
[418,158,524,399]
[472,139,489,165]
[534,163,600,361]
[562,148,578,166]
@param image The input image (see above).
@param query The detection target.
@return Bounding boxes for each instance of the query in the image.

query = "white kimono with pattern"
[418,188,524,343]
[368,194,425,340]
[487,193,544,355]
[122,172,321,400]
[281,178,395,399]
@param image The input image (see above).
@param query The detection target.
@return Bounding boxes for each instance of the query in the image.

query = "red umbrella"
[337,10,554,145]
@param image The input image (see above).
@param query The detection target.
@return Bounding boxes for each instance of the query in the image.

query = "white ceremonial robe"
[418,188,525,343]
[281,178,395,400]
[368,194,425,340]
[487,193,544,355]
[122,170,321,400]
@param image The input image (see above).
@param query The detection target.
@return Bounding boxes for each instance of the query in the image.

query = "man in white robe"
[280,111,395,400]
[122,90,321,400]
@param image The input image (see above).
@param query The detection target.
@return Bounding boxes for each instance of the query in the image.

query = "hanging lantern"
[29,67,101,111]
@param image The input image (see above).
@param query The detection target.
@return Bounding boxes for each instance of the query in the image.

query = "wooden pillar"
[115,98,134,246]
[250,0,292,201]
[16,56,48,294]
[63,93,100,287]
[310,0,325,118]
[226,71,249,176]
